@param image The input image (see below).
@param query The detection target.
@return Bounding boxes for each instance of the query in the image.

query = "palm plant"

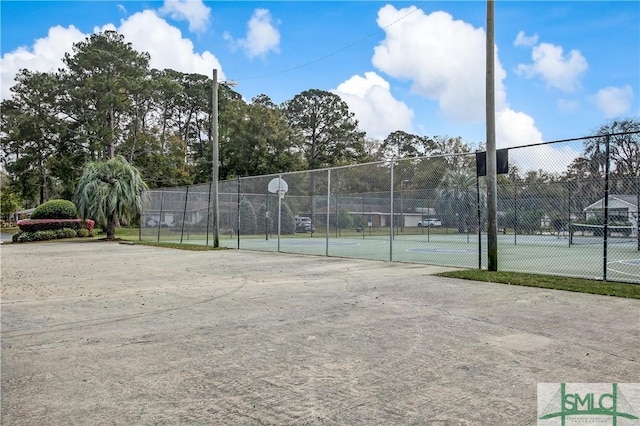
[74,155,149,240]
[437,169,484,233]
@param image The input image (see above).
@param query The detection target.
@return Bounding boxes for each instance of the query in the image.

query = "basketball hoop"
[268,177,288,198]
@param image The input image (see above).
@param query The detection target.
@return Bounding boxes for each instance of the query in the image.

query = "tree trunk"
[106,214,117,240]
[39,156,47,205]
[108,105,115,158]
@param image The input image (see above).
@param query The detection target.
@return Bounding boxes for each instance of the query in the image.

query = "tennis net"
[569,223,636,245]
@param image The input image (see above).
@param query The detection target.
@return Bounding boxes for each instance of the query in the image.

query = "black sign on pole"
[476,149,509,177]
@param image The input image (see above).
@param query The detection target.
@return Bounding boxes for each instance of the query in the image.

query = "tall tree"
[282,89,366,169]
[222,95,303,178]
[74,155,149,240]
[584,118,639,179]
[0,71,64,205]
[61,30,150,159]
[378,131,436,159]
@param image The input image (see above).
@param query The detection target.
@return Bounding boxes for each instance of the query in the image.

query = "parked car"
[295,217,316,233]
[417,218,442,227]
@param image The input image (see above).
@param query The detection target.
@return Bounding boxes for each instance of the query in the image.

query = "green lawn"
[437,269,640,299]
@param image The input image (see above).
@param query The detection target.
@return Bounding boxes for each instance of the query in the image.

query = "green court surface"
[143,230,640,283]
[219,232,640,284]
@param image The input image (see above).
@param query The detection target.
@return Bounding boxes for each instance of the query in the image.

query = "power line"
[231,4,425,82]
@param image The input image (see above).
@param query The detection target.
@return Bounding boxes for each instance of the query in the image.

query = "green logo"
[539,383,639,425]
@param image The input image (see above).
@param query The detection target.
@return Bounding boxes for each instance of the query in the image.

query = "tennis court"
[142,134,640,285]
[215,231,640,283]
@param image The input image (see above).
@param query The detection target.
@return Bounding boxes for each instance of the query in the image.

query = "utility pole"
[486,0,498,270]
[212,69,220,248]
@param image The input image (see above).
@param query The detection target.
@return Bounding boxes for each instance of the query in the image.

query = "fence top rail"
[144,130,639,192]
[507,130,640,151]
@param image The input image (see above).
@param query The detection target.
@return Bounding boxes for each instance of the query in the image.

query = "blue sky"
[1,1,638,171]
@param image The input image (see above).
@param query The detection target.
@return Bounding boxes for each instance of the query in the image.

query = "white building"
[583,195,639,236]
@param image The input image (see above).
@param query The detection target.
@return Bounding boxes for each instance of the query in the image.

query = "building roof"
[583,195,638,211]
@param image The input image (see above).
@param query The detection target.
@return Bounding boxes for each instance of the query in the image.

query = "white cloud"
[109,10,223,77]
[0,25,86,99]
[1,10,228,99]
[514,31,538,47]
[516,42,588,93]
[496,109,543,149]
[368,5,577,172]
[226,9,280,59]
[333,72,413,140]
[372,5,507,123]
[158,0,210,33]
[594,85,633,118]
[496,109,580,173]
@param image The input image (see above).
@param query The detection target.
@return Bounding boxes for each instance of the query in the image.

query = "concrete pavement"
[1,241,638,425]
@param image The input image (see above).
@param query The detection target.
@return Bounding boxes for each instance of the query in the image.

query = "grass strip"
[127,240,225,251]
[436,269,640,299]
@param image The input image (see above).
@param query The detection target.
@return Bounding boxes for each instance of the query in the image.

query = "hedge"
[30,199,78,220]
[17,218,95,233]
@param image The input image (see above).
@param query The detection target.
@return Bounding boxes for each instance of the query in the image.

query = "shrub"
[56,228,77,238]
[17,218,95,233]
[17,232,36,242]
[34,230,57,241]
[77,228,89,237]
[12,227,82,243]
[31,199,78,220]
[81,219,95,232]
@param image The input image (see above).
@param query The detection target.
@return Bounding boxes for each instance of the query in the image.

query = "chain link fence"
[140,133,640,284]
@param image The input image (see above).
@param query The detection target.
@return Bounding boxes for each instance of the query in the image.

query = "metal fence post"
[568,182,572,247]
[206,182,211,247]
[603,134,611,281]
[180,185,189,244]
[326,169,331,257]
[514,178,518,246]
[634,169,640,251]
[390,161,394,262]
[265,191,269,241]
[362,194,365,240]
[237,177,241,249]
[158,190,164,243]
[277,174,282,253]
[477,175,482,269]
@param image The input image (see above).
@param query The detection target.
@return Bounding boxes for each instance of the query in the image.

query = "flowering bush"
[17,218,95,233]
[12,219,95,243]
[82,219,95,232]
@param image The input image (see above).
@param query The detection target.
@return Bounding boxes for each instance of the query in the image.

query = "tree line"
[1,30,638,219]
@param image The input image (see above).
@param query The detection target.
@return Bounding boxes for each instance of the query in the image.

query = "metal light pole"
[211,69,237,248]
